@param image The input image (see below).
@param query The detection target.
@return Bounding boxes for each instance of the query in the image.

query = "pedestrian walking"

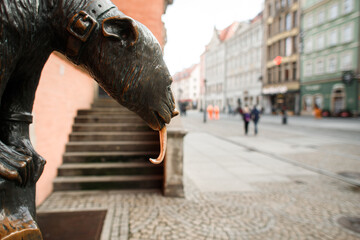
[251,105,260,135]
[242,105,251,135]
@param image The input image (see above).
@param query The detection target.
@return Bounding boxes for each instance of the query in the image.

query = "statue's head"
[69,8,179,164]
[80,13,178,131]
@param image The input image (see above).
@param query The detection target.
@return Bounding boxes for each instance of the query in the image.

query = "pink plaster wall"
[34,53,94,204]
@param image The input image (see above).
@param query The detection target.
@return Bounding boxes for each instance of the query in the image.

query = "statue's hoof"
[0,217,42,240]
[2,228,42,240]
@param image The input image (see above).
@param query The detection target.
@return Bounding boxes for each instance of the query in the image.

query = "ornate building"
[300,0,359,116]
[172,64,201,110]
[263,0,301,115]
[204,22,240,111]
[203,13,264,113]
[225,13,263,112]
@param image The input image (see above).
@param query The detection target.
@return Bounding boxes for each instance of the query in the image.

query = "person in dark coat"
[242,105,251,135]
[251,106,260,135]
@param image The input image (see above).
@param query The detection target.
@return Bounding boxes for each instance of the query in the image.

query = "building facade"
[263,0,301,115]
[225,13,264,112]
[300,0,360,116]
[204,23,239,111]
[172,64,201,110]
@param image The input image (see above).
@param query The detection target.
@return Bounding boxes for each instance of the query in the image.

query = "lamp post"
[203,79,207,123]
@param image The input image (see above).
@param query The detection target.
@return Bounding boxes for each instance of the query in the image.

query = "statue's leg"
[0,61,46,240]
[0,64,46,184]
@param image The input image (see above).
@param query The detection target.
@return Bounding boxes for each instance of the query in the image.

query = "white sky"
[163,0,264,75]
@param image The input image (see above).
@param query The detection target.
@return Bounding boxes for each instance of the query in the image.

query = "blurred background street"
[182,111,360,190]
[40,112,360,239]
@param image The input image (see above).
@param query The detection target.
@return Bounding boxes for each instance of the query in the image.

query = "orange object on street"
[313,107,322,119]
[207,104,213,120]
[214,105,220,120]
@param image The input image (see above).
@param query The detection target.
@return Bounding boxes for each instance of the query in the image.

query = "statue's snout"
[172,109,179,118]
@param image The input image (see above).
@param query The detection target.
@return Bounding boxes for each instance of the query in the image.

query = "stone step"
[72,123,152,132]
[91,100,122,108]
[69,132,158,142]
[78,109,135,115]
[58,162,163,176]
[65,141,160,152]
[74,116,144,124]
[63,151,159,163]
[53,175,163,191]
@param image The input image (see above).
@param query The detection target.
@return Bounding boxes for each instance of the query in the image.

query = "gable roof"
[218,22,239,41]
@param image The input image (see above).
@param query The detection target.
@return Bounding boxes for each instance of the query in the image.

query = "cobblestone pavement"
[39,175,360,240]
[38,113,360,239]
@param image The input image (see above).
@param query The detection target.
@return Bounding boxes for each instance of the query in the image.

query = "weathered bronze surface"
[0,0,178,239]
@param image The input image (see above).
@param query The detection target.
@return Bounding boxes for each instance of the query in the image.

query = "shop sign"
[305,85,320,91]
[262,86,288,94]
[274,56,282,65]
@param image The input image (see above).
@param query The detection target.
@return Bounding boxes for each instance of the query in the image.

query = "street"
[179,111,360,239]
[182,111,360,188]
[39,111,360,239]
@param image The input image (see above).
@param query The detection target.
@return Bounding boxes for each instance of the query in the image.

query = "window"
[316,58,324,75]
[318,10,325,25]
[268,23,272,36]
[268,3,272,16]
[329,29,338,46]
[278,41,281,56]
[293,36,298,53]
[285,37,292,56]
[327,55,337,73]
[286,13,292,30]
[285,64,289,81]
[342,24,353,43]
[317,34,324,50]
[341,52,352,70]
[329,3,338,20]
[304,61,312,77]
[314,95,323,109]
[279,16,283,32]
[305,38,313,53]
[268,68,273,83]
[306,14,313,29]
[292,62,297,80]
[278,65,282,82]
[281,0,286,7]
[293,11,298,27]
[287,0,292,6]
[303,95,313,111]
[343,0,353,14]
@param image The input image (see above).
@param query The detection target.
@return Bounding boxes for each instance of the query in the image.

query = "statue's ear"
[102,16,139,47]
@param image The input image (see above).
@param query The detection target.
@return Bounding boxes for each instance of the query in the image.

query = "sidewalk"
[220,111,360,132]
[38,118,360,239]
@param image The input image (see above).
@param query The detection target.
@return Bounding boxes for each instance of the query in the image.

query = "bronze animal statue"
[0,0,178,239]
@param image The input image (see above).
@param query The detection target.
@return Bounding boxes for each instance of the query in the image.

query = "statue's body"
[0,0,178,239]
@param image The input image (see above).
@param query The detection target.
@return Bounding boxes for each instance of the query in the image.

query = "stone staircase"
[53,98,163,191]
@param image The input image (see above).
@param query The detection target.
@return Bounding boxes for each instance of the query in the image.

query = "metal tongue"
[149,126,167,164]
